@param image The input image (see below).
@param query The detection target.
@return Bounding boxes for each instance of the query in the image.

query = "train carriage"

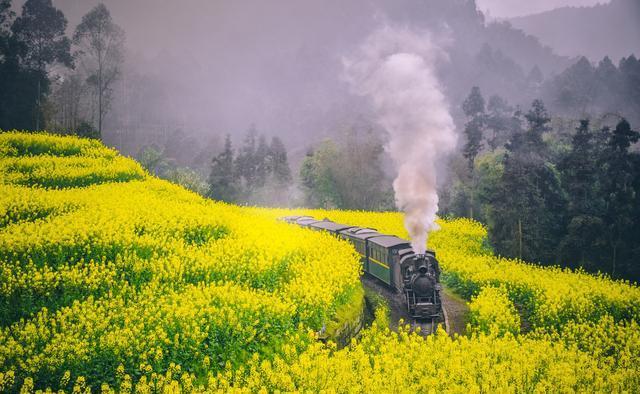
[338,227,380,272]
[366,235,412,288]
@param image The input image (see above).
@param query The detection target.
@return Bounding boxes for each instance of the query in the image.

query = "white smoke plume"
[344,26,458,254]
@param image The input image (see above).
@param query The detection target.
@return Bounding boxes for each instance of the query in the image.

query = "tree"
[461,86,486,219]
[9,0,72,130]
[618,56,640,119]
[600,119,639,277]
[522,99,551,154]
[0,0,12,42]
[462,86,486,170]
[595,56,620,112]
[208,135,238,203]
[299,127,392,210]
[269,136,292,185]
[234,125,258,192]
[489,100,566,264]
[49,73,89,133]
[254,134,270,188]
[165,167,207,195]
[485,95,513,150]
[73,3,124,135]
[299,141,342,209]
[546,57,596,117]
[556,120,606,269]
[138,145,167,175]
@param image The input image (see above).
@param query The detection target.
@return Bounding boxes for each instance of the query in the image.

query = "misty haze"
[1,0,639,392]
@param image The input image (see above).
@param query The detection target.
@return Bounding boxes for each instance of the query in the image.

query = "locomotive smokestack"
[415,254,428,275]
[344,26,458,254]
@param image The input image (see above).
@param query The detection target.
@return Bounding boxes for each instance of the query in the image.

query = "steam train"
[281,216,443,321]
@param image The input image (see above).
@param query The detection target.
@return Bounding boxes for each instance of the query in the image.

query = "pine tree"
[523,99,551,154]
[462,86,486,219]
[601,119,640,277]
[462,87,485,168]
[254,134,270,188]
[485,95,512,150]
[269,136,292,185]
[489,100,565,263]
[235,125,258,192]
[557,120,606,269]
[208,134,237,202]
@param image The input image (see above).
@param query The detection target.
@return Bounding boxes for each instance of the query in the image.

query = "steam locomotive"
[281,216,443,321]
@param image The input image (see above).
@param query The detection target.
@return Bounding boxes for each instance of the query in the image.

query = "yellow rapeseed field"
[0,132,638,393]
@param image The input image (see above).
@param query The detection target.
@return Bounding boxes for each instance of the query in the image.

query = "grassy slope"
[1,132,639,392]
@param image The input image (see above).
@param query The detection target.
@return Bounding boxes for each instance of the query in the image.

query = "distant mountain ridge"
[509,0,640,61]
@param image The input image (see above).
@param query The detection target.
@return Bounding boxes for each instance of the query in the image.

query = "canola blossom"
[0,132,639,392]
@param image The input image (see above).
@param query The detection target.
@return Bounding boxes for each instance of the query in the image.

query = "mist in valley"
[10,0,589,155]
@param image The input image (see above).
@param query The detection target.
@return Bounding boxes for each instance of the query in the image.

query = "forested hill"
[6,0,569,151]
[510,0,640,61]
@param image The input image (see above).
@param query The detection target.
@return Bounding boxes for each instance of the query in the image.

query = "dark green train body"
[281,216,443,320]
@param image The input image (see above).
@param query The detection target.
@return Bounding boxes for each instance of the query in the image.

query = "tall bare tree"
[73,3,124,135]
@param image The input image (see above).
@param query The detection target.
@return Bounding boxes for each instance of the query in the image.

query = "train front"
[403,252,442,319]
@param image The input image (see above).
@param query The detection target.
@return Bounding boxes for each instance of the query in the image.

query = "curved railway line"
[283,215,468,336]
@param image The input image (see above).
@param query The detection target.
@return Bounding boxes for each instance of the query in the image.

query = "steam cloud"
[344,26,457,254]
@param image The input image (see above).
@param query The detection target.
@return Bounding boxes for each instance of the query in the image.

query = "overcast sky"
[476,0,610,18]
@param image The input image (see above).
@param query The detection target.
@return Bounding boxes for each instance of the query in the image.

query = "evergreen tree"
[489,100,565,263]
[254,134,270,188]
[601,119,639,277]
[235,125,258,192]
[485,95,512,150]
[523,99,551,152]
[549,56,595,116]
[208,134,237,202]
[595,56,620,112]
[557,120,606,269]
[618,56,640,118]
[269,136,292,185]
[461,86,486,219]
[462,86,486,170]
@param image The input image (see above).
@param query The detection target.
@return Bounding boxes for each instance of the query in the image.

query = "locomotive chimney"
[415,254,428,275]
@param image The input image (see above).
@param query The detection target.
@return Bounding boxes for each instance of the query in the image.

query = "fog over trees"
[6,0,582,150]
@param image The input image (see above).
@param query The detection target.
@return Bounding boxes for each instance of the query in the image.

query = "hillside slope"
[0,132,638,392]
[510,0,640,61]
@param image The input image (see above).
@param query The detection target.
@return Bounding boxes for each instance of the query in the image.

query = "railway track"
[362,275,452,337]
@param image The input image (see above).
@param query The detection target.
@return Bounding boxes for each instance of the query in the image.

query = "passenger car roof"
[308,220,355,232]
[369,235,412,249]
[296,217,320,226]
[338,226,380,240]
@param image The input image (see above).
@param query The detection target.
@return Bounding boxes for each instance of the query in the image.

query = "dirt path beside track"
[361,275,469,337]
